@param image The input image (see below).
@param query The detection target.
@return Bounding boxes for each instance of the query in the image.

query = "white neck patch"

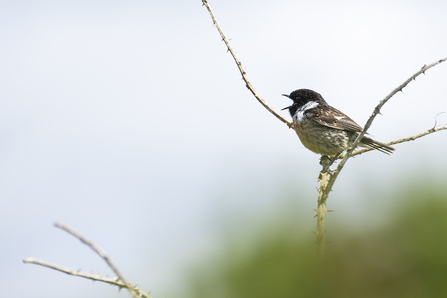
[293,101,319,123]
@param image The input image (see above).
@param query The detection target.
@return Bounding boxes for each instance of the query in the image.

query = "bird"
[282,89,395,157]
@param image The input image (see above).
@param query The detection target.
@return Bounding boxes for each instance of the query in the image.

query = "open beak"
[282,94,291,110]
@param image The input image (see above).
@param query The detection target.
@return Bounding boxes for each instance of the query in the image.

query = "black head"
[282,89,325,117]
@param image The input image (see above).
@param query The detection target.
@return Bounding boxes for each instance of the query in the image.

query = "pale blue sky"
[1,1,446,297]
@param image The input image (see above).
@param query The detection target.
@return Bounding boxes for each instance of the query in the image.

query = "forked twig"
[346,58,447,161]
[54,223,139,297]
[23,223,150,298]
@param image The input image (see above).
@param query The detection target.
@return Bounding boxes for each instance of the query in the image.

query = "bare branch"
[23,258,151,298]
[54,223,140,298]
[365,59,446,132]
[202,0,291,126]
[339,124,447,158]
[23,257,124,285]
[335,57,447,172]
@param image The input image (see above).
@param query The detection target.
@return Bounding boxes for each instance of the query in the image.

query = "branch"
[53,223,140,298]
[23,223,150,298]
[363,59,447,134]
[23,257,126,285]
[340,124,447,158]
[202,0,291,126]
[23,258,151,298]
[335,57,447,171]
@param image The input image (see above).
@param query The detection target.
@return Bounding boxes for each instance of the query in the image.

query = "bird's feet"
[319,153,340,173]
[319,155,332,173]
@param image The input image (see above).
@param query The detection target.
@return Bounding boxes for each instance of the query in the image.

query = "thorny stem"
[54,223,141,298]
[315,58,446,259]
[201,0,291,126]
[23,258,152,298]
[339,124,447,159]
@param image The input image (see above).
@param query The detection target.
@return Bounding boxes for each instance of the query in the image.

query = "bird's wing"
[305,105,363,132]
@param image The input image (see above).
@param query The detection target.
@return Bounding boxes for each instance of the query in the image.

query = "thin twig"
[23,258,151,298]
[23,257,125,285]
[336,57,447,170]
[350,58,447,155]
[202,0,291,126]
[54,223,140,298]
[339,124,447,158]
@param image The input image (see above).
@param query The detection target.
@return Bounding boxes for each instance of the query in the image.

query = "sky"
[1,1,446,297]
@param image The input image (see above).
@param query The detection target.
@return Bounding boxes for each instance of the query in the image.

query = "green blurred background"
[185,183,447,298]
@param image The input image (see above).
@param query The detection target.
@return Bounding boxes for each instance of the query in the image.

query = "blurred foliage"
[187,186,447,298]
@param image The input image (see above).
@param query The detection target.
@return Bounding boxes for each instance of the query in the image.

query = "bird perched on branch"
[282,89,395,157]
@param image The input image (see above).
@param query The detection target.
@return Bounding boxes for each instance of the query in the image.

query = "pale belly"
[293,119,353,156]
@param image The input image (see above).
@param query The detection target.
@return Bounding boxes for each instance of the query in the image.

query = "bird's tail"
[360,136,395,155]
